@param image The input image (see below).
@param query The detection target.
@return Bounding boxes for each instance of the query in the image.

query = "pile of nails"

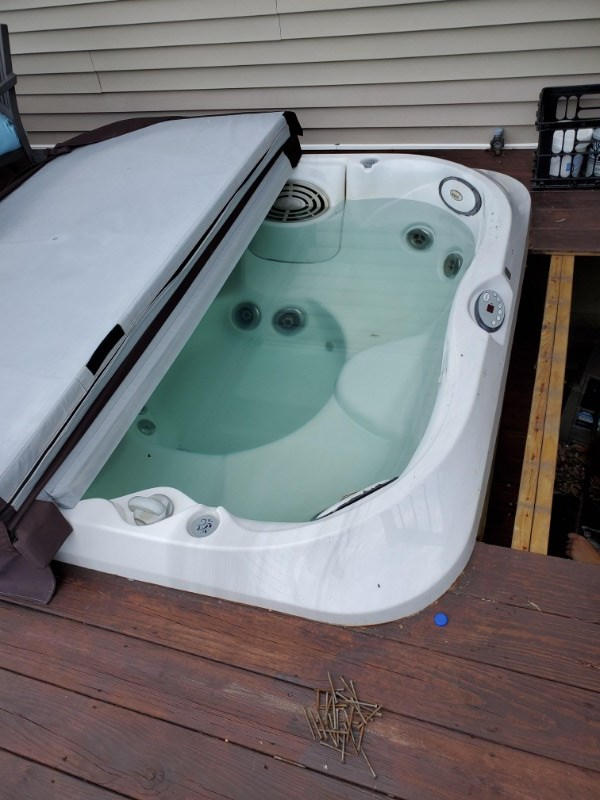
[304,673,382,778]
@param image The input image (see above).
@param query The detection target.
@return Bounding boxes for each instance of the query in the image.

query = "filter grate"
[267,180,330,222]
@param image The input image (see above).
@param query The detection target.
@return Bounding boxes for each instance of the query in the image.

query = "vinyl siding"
[2,0,599,147]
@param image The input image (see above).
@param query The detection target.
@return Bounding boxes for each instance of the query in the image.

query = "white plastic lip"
[59,153,531,626]
[300,143,538,151]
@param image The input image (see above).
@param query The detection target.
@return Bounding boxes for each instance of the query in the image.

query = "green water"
[87,198,475,521]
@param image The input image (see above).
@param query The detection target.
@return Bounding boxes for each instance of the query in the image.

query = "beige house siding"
[2,0,599,147]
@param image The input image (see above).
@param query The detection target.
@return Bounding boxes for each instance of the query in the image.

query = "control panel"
[475,290,505,332]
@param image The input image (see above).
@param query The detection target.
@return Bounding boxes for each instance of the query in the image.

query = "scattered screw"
[304,673,382,778]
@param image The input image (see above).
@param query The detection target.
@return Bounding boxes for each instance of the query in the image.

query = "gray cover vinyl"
[0,113,296,509]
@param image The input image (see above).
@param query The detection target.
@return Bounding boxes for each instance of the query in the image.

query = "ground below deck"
[0,543,598,799]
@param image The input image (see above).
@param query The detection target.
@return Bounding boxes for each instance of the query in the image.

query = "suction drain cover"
[267,181,330,222]
[439,177,482,216]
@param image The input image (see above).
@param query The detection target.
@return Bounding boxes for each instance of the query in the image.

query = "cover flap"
[0,112,298,508]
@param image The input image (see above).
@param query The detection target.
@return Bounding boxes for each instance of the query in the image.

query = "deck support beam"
[512,253,574,554]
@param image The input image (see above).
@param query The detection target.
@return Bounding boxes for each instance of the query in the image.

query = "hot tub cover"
[0,111,302,601]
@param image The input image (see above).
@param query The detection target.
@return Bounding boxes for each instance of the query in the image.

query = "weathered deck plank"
[2,667,598,800]
[454,544,600,624]
[1,597,597,772]
[0,669,389,800]
[0,543,598,799]
[0,750,125,800]
[371,593,599,692]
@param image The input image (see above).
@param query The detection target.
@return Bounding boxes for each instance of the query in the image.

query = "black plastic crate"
[533,83,600,189]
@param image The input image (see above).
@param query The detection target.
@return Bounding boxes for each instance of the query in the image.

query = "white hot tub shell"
[50,153,531,625]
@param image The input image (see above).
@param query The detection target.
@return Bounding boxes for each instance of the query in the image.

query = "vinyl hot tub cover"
[0,111,302,602]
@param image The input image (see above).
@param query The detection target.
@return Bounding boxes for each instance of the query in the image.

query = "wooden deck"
[0,147,599,799]
[1,544,598,800]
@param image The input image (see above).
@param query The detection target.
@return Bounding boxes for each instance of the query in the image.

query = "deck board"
[0,751,125,800]
[1,598,597,773]
[453,543,600,623]
[2,667,597,800]
[1,544,598,799]
[2,669,384,800]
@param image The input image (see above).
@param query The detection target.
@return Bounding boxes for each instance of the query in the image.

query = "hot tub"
[54,154,530,624]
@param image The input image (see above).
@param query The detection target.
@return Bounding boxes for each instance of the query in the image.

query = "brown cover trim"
[0,500,71,603]
[50,115,182,156]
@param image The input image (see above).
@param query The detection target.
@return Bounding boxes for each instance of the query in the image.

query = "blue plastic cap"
[434,612,449,627]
